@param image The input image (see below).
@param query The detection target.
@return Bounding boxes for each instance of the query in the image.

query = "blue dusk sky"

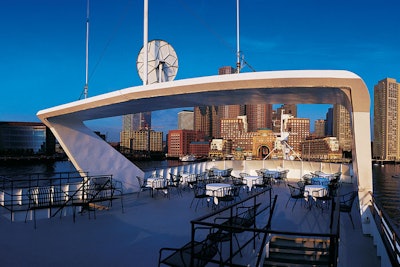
[0,0,399,141]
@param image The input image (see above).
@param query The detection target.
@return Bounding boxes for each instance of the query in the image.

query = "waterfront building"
[209,138,224,159]
[178,110,194,130]
[188,141,210,157]
[120,129,163,156]
[0,121,55,156]
[373,78,400,160]
[333,104,352,153]
[286,117,310,153]
[220,117,247,153]
[301,137,342,161]
[314,119,326,138]
[167,129,205,158]
[251,129,276,159]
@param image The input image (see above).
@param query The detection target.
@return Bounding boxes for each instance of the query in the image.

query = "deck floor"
[0,180,380,266]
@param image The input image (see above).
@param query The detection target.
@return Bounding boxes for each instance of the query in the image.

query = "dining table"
[304,184,328,207]
[205,183,233,205]
[146,177,167,196]
[243,176,263,191]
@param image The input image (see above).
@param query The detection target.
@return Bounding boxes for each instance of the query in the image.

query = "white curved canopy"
[37,70,371,195]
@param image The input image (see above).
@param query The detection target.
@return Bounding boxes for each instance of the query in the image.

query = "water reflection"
[373,163,400,229]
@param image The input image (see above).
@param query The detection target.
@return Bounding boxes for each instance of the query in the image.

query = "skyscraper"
[314,119,326,138]
[333,104,352,153]
[122,112,151,131]
[193,106,213,138]
[178,110,194,130]
[373,78,400,160]
[246,104,273,131]
[325,107,333,136]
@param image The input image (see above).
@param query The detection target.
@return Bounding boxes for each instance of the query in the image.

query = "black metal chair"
[214,203,261,255]
[189,183,209,211]
[286,184,305,211]
[158,236,219,267]
[216,185,241,206]
[312,187,331,211]
[168,173,183,197]
[136,176,151,198]
[340,191,357,229]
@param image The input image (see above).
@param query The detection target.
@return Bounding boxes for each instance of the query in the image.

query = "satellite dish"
[136,39,178,84]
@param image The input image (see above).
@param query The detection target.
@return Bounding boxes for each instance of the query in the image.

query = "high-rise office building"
[178,110,194,130]
[373,78,400,160]
[325,107,334,136]
[333,104,352,153]
[314,119,326,138]
[246,104,273,131]
[286,118,310,153]
[122,112,151,131]
[194,106,214,139]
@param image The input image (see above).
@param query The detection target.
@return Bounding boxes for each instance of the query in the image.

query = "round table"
[205,183,232,205]
[243,176,262,191]
[304,184,328,200]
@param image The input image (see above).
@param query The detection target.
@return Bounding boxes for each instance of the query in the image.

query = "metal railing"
[370,193,400,266]
[0,171,123,222]
[189,188,276,266]
[188,188,340,267]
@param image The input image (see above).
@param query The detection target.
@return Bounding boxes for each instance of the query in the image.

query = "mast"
[236,0,240,73]
[143,0,148,85]
[84,0,89,99]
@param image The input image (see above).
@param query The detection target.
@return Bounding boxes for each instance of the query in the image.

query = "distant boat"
[179,154,196,162]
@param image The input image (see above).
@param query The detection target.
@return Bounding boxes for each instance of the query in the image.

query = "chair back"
[136,176,145,187]
[193,184,207,197]
[340,191,357,210]
[195,238,219,266]
[288,184,303,197]
[240,203,261,224]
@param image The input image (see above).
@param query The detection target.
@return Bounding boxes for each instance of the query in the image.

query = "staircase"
[264,235,332,267]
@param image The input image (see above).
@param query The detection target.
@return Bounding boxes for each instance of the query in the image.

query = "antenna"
[84,0,90,99]
[236,0,240,73]
[143,0,148,85]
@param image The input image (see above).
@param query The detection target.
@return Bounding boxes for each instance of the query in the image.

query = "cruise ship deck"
[0,176,380,267]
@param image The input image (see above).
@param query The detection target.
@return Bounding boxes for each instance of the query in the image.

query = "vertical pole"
[84,0,90,98]
[143,0,148,85]
[236,0,240,73]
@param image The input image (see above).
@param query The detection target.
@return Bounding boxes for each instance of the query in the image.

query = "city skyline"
[0,1,399,141]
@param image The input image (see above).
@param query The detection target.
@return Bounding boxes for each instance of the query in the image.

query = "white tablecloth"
[243,176,262,191]
[304,185,327,201]
[147,177,166,189]
[180,173,196,185]
[205,183,232,205]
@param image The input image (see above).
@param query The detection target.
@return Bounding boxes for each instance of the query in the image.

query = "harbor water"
[1,160,399,229]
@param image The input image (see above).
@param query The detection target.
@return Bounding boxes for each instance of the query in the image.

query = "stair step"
[265,251,330,266]
[264,235,331,266]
